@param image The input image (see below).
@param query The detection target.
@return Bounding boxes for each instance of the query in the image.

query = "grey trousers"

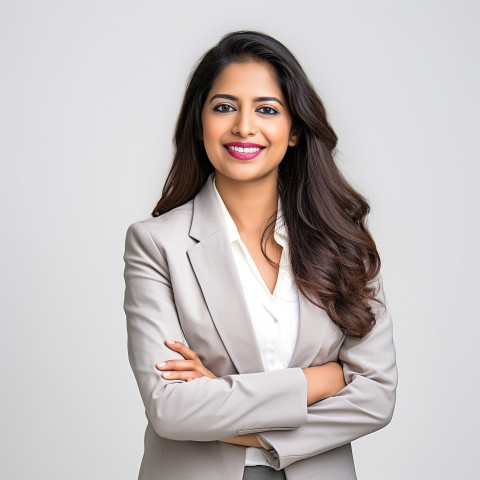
[242,465,287,479]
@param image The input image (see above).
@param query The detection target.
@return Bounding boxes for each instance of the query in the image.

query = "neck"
[214,170,279,236]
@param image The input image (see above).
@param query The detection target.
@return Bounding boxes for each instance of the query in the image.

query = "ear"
[288,125,301,147]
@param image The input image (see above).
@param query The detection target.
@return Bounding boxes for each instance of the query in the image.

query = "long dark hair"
[152,30,383,338]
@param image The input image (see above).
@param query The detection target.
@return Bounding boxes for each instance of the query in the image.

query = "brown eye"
[214,104,235,113]
[257,106,278,115]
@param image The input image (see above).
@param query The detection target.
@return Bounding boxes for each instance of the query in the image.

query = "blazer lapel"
[187,173,264,374]
[187,172,331,374]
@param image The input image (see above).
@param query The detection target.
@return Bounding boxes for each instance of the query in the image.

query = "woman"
[123,30,397,480]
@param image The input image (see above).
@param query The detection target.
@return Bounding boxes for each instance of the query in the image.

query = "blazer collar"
[186,172,332,374]
[188,172,225,241]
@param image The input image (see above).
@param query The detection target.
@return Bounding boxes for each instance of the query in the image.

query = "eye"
[257,106,278,116]
[214,103,235,113]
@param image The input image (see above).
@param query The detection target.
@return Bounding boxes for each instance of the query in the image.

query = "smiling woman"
[201,61,298,183]
[123,30,397,480]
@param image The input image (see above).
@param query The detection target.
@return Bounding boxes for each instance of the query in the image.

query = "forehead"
[209,61,284,99]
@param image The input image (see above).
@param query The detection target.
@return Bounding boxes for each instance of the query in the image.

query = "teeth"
[227,146,262,153]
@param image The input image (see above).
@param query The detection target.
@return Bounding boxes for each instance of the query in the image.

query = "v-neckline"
[211,175,287,296]
[236,237,283,297]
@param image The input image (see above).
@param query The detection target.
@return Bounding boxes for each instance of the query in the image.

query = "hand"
[302,362,346,405]
[219,433,265,448]
[155,340,218,381]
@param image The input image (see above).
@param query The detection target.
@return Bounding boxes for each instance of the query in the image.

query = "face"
[201,60,298,184]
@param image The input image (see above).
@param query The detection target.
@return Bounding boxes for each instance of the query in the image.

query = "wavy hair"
[152,30,383,338]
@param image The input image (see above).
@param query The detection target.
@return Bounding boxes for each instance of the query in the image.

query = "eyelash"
[213,103,279,116]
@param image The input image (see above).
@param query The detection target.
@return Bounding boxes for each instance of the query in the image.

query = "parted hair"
[152,30,383,338]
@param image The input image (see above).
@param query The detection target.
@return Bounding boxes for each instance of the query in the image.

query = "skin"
[200,60,298,293]
[155,61,346,449]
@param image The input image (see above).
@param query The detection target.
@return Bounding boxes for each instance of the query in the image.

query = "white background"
[1,1,478,478]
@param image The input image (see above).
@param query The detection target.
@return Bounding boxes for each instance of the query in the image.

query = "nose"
[232,109,258,137]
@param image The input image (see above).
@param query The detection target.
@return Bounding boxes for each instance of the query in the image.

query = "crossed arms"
[123,222,398,470]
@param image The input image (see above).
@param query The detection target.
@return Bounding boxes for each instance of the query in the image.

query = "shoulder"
[124,200,195,255]
[130,200,194,234]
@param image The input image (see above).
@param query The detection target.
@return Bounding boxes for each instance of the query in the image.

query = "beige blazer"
[123,171,398,480]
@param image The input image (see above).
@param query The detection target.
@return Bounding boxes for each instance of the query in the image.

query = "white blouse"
[212,174,300,468]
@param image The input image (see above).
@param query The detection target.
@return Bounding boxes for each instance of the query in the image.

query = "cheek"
[265,121,292,147]
[202,117,223,145]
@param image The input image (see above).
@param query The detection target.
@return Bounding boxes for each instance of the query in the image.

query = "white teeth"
[227,146,262,153]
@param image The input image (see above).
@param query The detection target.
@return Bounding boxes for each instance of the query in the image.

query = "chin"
[218,166,279,183]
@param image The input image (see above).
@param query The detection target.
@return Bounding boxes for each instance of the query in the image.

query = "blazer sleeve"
[123,221,308,442]
[257,274,398,470]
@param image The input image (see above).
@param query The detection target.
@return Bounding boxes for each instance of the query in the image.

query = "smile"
[223,142,266,161]
[226,146,262,153]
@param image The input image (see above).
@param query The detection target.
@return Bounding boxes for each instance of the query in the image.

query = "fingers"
[156,339,214,381]
[155,359,195,371]
[160,370,202,381]
[155,358,200,381]
[155,360,200,381]
[165,339,199,360]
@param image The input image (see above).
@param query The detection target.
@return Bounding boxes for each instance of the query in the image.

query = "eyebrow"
[208,93,285,108]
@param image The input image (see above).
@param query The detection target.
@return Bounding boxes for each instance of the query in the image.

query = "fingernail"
[163,372,171,377]
[157,362,166,367]
[166,340,175,345]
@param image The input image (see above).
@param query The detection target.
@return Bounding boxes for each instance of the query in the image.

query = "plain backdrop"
[1,1,478,478]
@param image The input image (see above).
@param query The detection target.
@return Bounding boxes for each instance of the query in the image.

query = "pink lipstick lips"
[224,142,266,161]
